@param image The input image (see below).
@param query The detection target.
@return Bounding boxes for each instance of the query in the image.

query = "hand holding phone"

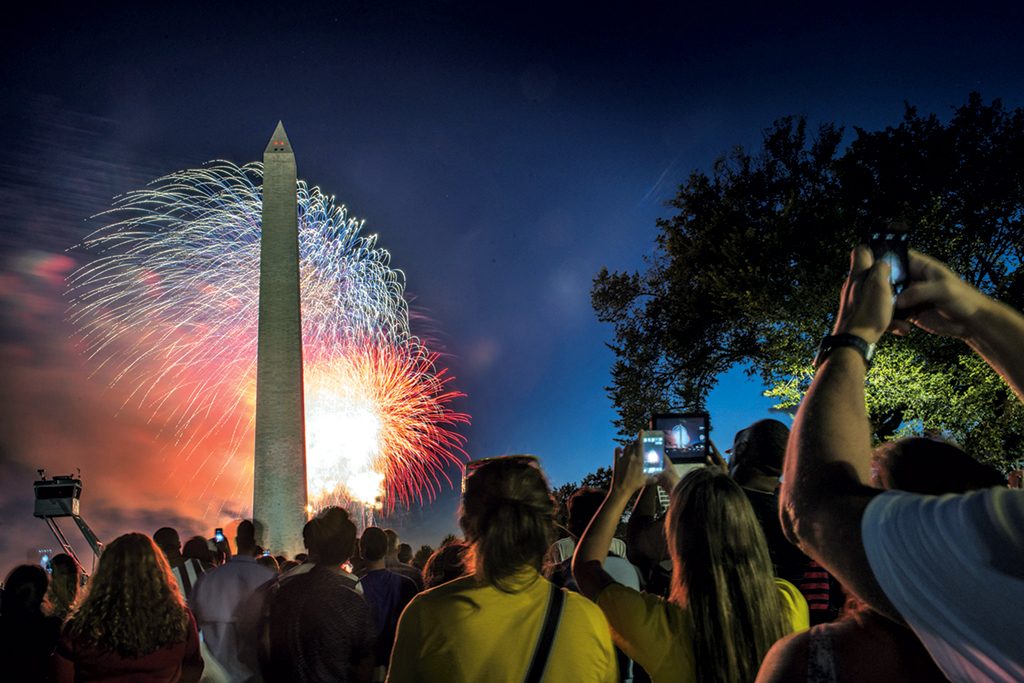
[869,223,910,295]
[612,436,659,495]
[639,430,666,476]
[214,527,225,543]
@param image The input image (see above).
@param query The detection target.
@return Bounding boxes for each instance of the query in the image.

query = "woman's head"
[871,437,1006,494]
[423,540,469,589]
[68,532,188,657]
[665,467,790,683]
[459,456,555,590]
[47,554,80,618]
[1,564,50,617]
[665,468,775,594]
[182,536,215,568]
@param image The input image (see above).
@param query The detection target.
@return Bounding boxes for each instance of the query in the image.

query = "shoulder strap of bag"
[523,583,566,683]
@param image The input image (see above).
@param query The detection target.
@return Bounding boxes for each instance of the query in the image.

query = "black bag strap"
[523,583,566,683]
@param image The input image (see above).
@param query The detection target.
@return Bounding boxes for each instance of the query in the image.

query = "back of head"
[236,520,258,555]
[302,517,321,559]
[872,437,1007,494]
[182,536,214,567]
[1,564,49,617]
[567,487,606,539]
[459,456,555,590]
[360,527,389,562]
[423,540,469,589]
[69,532,187,658]
[397,543,413,564]
[48,554,80,615]
[152,526,181,559]
[315,507,357,566]
[256,555,280,574]
[384,529,399,557]
[666,468,790,683]
[729,419,789,484]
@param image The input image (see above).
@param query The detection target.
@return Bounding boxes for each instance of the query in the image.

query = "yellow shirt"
[596,578,808,683]
[387,569,617,682]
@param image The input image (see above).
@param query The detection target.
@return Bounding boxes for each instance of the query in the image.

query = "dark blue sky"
[2,1,1023,556]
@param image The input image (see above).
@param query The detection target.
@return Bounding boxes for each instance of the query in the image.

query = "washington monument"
[253,121,307,555]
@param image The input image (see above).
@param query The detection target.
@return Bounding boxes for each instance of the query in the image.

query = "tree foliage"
[412,544,434,569]
[552,466,613,529]
[593,93,1024,471]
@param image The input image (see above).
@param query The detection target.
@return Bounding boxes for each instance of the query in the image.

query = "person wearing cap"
[730,420,842,625]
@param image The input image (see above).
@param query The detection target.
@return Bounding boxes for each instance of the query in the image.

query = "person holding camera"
[573,445,808,683]
[777,247,1024,682]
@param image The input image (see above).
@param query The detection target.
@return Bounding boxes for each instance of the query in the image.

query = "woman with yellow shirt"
[387,455,618,683]
[574,443,808,683]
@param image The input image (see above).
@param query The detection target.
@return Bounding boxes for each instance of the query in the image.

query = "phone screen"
[869,226,910,294]
[214,528,225,543]
[653,413,709,464]
[640,431,665,475]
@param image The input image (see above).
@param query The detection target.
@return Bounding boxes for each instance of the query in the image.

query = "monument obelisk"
[253,122,307,555]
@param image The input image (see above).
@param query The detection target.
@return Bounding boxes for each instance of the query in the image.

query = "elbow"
[571,558,604,601]
[779,484,823,553]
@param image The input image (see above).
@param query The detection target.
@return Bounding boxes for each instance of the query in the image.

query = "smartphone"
[652,412,710,464]
[214,528,225,543]
[262,549,271,557]
[869,223,910,294]
[639,430,666,475]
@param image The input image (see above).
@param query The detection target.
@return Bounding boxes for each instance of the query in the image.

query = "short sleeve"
[596,582,682,675]
[774,578,809,632]
[862,488,1024,682]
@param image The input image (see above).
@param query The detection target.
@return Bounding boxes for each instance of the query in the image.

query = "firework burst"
[67,161,468,512]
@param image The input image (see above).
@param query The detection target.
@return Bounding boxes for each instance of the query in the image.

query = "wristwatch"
[813,333,876,369]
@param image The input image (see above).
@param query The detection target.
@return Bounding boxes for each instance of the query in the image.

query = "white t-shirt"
[862,487,1024,682]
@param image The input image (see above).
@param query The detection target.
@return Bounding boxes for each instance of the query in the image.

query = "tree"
[412,544,434,569]
[593,93,1024,472]
[551,466,632,539]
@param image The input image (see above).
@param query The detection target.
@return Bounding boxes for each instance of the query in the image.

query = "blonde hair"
[67,533,189,657]
[665,468,790,683]
[459,458,555,591]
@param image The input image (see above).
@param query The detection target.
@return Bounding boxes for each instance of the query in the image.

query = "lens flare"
[67,161,468,512]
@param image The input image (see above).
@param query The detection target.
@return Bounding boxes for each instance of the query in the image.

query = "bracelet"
[813,333,876,369]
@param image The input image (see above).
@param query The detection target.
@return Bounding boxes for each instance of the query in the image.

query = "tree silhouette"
[593,93,1024,471]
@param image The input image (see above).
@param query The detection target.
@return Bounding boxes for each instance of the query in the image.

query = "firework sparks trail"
[67,161,469,513]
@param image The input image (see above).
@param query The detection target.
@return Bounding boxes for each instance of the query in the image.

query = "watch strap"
[814,333,876,368]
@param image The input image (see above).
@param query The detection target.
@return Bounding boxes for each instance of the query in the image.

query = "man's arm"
[781,246,1024,619]
[780,246,897,617]
[895,250,1024,400]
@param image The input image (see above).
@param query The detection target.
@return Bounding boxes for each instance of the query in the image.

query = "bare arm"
[574,444,651,600]
[755,630,810,683]
[895,250,1024,400]
[782,246,1024,620]
[780,246,897,616]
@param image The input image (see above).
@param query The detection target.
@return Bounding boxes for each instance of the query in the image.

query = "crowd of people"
[1,247,1021,682]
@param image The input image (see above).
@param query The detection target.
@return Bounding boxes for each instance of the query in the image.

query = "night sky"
[2,2,1023,569]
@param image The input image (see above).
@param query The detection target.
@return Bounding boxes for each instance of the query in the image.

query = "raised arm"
[781,245,1024,619]
[895,250,1024,400]
[780,246,896,616]
[573,444,651,600]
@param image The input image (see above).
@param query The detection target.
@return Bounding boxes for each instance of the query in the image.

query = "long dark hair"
[666,468,790,683]
[459,457,555,591]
